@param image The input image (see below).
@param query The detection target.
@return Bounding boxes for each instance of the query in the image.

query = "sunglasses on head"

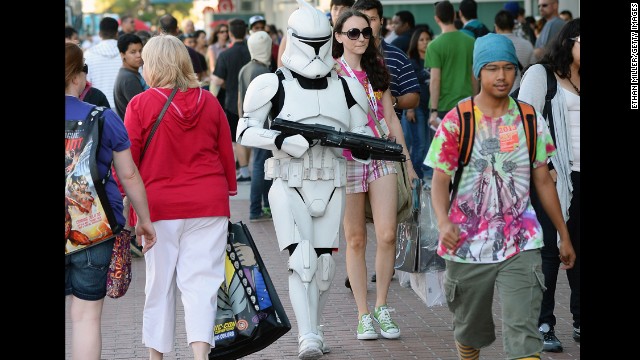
[341,27,373,40]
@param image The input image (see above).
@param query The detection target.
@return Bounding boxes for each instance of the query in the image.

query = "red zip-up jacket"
[124,87,237,222]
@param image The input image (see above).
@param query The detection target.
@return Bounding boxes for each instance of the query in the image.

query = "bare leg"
[234,143,251,167]
[343,192,369,317]
[190,341,211,360]
[368,175,398,308]
[69,295,104,360]
[149,347,163,360]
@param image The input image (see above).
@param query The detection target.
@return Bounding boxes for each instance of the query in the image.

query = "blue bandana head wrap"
[473,33,519,78]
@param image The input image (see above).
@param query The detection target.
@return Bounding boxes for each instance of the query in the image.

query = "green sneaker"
[262,207,271,216]
[373,305,400,339]
[357,313,378,340]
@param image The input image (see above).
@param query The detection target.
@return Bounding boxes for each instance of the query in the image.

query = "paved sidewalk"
[65,186,580,359]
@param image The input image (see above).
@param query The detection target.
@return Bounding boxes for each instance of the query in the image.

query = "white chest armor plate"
[276,69,352,133]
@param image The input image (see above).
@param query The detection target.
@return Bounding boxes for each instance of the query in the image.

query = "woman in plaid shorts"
[332,9,418,341]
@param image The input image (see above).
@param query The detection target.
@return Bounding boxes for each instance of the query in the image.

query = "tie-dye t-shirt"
[424,97,556,264]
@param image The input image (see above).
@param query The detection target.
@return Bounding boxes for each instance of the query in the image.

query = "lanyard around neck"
[340,56,378,115]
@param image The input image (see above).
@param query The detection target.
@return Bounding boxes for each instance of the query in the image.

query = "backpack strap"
[450,96,475,200]
[541,64,557,144]
[513,98,538,167]
[86,106,122,235]
[455,97,475,166]
[85,106,111,183]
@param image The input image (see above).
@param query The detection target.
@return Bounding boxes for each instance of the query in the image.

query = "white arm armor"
[342,75,375,163]
[236,73,309,158]
[342,75,374,137]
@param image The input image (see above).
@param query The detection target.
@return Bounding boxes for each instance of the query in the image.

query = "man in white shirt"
[84,17,122,108]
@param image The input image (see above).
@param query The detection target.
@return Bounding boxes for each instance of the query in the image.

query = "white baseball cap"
[249,15,266,28]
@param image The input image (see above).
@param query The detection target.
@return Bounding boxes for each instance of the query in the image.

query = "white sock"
[239,166,250,178]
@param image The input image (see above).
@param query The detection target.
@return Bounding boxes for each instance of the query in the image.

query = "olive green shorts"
[444,249,545,359]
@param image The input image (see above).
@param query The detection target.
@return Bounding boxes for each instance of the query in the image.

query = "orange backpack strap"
[450,96,475,200]
[455,97,475,167]
[512,98,537,167]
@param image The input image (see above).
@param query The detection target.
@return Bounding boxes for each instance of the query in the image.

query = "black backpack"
[465,22,490,38]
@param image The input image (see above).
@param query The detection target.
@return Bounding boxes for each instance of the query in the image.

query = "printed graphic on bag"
[214,237,275,345]
[210,222,291,359]
[106,230,133,299]
[65,110,118,255]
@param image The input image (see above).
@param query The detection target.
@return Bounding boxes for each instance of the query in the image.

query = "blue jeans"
[401,107,432,179]
[250,148,273,217]
[65,237,115,300]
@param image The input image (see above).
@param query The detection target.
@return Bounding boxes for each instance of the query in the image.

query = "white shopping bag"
[425,271,446,307]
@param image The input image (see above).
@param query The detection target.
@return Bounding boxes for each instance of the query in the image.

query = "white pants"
[142,217,227,354]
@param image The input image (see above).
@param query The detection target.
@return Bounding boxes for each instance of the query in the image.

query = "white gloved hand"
[280,134,310,158]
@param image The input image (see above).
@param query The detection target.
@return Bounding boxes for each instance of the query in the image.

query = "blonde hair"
[141,34,200,90]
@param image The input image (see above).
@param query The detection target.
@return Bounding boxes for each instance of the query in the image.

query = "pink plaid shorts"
[345,159,397,194]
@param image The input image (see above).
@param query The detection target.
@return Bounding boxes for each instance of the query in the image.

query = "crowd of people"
[65,0,579,358]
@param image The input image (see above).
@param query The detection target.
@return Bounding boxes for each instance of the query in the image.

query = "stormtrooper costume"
[236,1,373,358]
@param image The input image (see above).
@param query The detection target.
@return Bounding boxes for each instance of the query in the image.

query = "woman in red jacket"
[124,34,237,360]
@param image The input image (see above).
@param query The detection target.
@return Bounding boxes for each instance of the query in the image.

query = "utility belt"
[265,157,346,187]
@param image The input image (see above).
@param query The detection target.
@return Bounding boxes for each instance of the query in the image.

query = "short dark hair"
[228,18,247,40]
[435,1,455,24]
[352,0,383,19]
[194,29,206,39]
[330,0,355,7]
[120,15,133,23]
[158,14,178,35]
[117,33,142,53]
[494,10,515,31]
[135,30,151,46]
[99,17,119,39]
[394,10,415,29]
[560,10,573,19]
[459,0,478,20]
[65,25,78,39]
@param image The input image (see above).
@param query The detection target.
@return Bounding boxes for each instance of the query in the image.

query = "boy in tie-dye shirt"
[424,33,575,360]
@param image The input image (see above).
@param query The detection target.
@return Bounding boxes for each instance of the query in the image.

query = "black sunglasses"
[82,63,88,74]
[341,27,373,40]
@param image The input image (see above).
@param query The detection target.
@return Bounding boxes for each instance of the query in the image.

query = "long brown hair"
[209,22,229,46]
[332,9,389,91]
[65,43,83,89]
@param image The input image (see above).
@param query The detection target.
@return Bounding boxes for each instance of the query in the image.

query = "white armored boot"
[288,241,323,360]
[298,332,324,360]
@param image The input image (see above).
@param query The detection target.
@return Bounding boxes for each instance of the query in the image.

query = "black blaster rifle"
[271,118,405,162]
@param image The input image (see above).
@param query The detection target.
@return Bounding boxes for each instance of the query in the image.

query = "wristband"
[430,108,438,114]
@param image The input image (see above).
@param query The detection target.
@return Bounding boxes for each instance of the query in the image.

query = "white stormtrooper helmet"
[282,0,334,79]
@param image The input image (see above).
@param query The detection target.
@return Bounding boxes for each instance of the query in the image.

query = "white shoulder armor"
[341,75,371,126]
[243,73,279,114]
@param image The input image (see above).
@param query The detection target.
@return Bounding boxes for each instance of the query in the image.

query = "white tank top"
[562,87,580,172]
